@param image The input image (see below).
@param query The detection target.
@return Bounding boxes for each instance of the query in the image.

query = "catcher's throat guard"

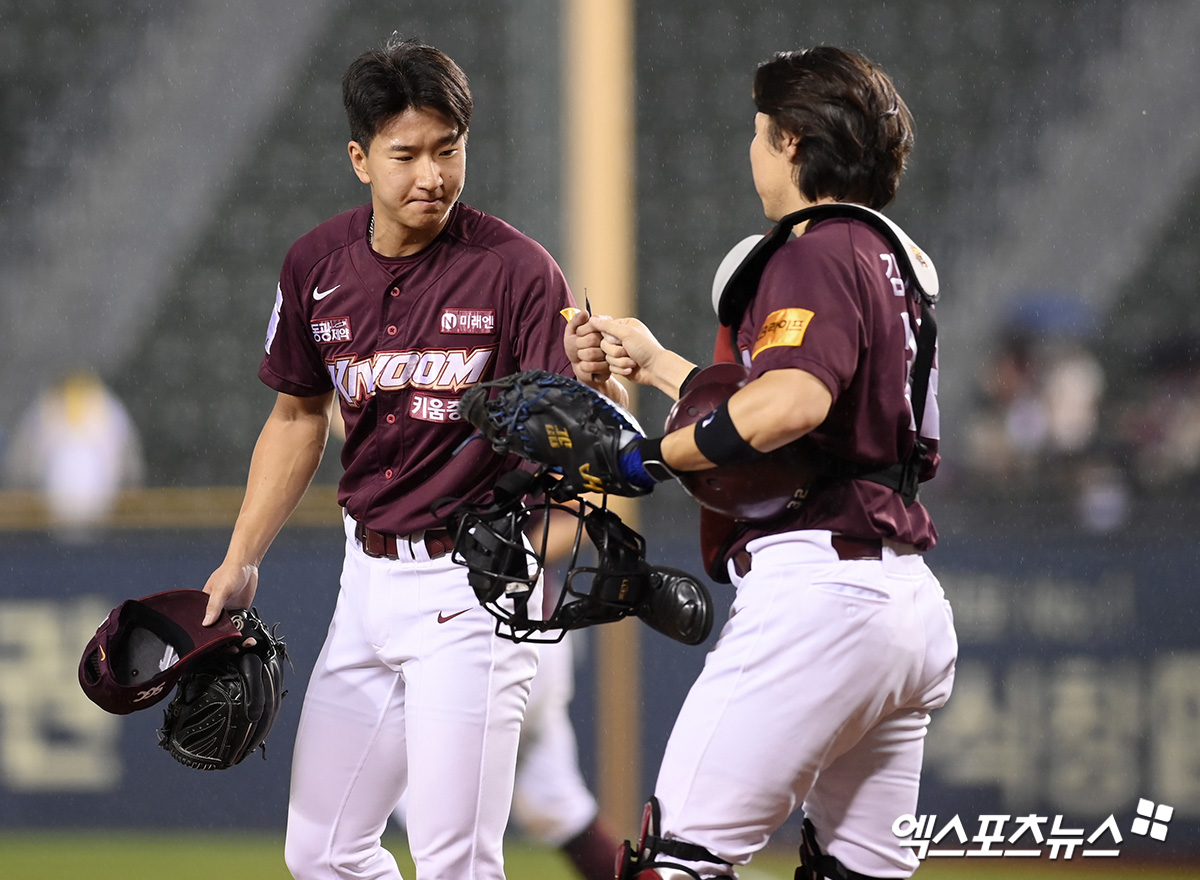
[447,470,713,645]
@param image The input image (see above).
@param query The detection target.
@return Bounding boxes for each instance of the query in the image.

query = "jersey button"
[386,325,398,336]
[390,287,400,297]
[384,468,394,479]
[385,413,396,424]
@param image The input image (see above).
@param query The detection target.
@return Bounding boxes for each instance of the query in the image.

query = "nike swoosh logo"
[699,413,716,429]
[313,284,341,300]
[437,608,471,624]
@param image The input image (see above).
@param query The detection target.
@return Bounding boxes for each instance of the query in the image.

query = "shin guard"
[616,798,733,880]
[796,819,885,880]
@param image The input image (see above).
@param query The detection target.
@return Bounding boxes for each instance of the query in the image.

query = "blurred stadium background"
[4,0,1200,874]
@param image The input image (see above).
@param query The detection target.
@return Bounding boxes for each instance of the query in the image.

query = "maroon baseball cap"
[78,589,244,715]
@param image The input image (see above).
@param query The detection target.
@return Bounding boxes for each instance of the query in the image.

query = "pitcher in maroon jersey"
[199,36,623,880]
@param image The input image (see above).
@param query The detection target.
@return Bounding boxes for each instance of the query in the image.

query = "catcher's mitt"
[157,607,287,771]
[460,369,649,499]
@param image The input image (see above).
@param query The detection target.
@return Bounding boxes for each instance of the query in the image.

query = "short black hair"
[342,35,473,151]
[753,46,913,209]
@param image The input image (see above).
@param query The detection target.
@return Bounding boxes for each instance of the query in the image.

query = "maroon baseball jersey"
[260,202,575,535]
[735,216,940,550]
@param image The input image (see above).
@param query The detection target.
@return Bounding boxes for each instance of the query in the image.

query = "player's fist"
[564,308,611,387]
[590,316,663,386]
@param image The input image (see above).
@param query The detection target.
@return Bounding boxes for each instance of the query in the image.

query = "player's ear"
[780,130,800,161]
[348,141,371,184]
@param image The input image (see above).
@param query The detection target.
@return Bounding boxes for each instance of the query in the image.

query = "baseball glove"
[460,369,650,500]
[157,608,288,771]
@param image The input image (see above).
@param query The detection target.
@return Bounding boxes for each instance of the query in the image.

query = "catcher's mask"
[445,470,712,645]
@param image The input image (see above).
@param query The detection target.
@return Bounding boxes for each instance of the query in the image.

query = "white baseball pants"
[284,515,539,880]
[653,529,957,878]
[511,630,599,845]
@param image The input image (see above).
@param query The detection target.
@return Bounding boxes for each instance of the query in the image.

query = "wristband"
[636,436,676,483]
[692,401,763,466]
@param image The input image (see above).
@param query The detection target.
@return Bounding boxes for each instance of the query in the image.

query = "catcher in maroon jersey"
[572,48,957,880]
[200,36,622,880]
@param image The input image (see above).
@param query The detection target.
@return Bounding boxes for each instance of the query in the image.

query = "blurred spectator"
[963,291,1127,529]
[1042,340,1105,456]
[2,369,145,540]
[965,330,1047,486]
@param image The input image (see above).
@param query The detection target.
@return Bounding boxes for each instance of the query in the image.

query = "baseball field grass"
[2,831,1198,880]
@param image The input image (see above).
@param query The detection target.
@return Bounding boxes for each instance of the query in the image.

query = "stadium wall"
[2,514,1197,860]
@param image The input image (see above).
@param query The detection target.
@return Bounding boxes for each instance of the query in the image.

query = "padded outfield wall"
[2,512,1198,862]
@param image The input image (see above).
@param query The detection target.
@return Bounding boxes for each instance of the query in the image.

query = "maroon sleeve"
[506,239,576,376]
[258,249,334,397]
[745,236,861,402]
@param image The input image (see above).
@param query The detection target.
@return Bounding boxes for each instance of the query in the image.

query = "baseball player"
[200,36,621,880]
[571,48,958,879]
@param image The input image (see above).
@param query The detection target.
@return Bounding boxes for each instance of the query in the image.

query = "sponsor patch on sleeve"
[753,308,815,357]
[311,316,353,345]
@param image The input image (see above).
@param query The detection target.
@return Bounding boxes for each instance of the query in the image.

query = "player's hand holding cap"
[78,589,245,715]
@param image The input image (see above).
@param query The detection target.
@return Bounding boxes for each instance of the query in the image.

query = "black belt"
[354,521,455,560]
[732,534,888,578]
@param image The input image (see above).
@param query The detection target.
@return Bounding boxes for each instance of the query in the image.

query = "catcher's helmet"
[666,363,820,521]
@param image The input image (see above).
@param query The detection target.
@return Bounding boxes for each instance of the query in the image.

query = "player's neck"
[368,210,453,258]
